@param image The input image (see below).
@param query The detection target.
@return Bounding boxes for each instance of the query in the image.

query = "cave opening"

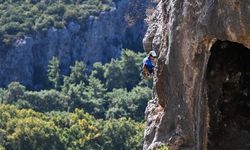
[206,40,250,150]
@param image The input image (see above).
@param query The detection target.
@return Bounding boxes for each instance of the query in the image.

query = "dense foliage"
[0,0,113,44]
[0,104,144,150]
[0,49,152,149]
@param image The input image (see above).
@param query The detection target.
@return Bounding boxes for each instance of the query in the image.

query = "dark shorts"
[147,66,154,74]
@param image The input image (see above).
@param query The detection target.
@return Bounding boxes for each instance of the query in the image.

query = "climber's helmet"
[149,50,157,58]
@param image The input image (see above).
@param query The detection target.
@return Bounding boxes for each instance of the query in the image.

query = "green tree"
[0,104,63,150]
[62,61,86,93]
[104,59,124,90]
[23,90,69,112]
[61,61,87,111]
[104,49,145,91]
[0,104,102,150]
[0,104,17,129]
[84,75,107,118]
[0,146,4,150]
[157,145,169,150]
[91,62,105,82]
[5,117,63,150]
[105,88,130,119]
[67,61,86,85]
[2,82,25,104]
[47,56,61,90]
[48,109,101,150]
[128,86,152,121]
[63,82,85,111]
[98,118,145,150]
[1,82,70,112]
[86,75,106,100]
[0,88,5,104]
[105,86,151,121]
[120,49,145,90]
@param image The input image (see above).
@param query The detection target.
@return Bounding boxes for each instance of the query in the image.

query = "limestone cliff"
[0,0,155,89]
[143,0,250,149]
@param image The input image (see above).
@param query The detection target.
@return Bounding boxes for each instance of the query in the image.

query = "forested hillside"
[0,0,153,89]
[0,49,152,149]
[0,0,112,44]
[0,0,155,149]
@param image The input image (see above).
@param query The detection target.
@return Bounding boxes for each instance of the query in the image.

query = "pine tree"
[68,61,86,85]
[47,56,61,90]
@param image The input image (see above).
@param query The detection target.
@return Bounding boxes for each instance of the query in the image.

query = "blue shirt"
[143,57,154,69]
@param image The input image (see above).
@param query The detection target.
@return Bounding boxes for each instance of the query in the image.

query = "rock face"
[143,0,250,149]
[0,0,155,89]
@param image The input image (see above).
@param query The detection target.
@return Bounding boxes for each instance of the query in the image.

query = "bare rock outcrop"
[144,0,250,149]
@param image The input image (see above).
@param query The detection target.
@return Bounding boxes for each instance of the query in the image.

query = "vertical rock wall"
[143,0,250,149]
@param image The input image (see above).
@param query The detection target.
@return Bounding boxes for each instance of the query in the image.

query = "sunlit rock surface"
[143,0,250,149]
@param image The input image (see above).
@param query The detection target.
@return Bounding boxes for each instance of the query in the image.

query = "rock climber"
[142,50,157,79]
